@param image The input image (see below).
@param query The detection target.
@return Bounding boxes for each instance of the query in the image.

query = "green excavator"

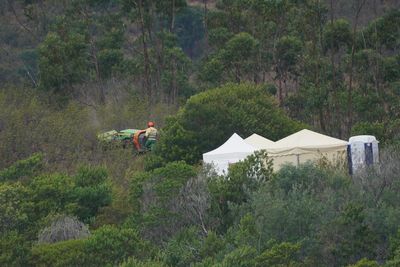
[97,128,147,151]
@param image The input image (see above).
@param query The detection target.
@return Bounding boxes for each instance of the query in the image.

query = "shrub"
[220,246,257,267]
[0,182,32,233]
[0,90,96,170]
[72,165,112,222]
[38,215,90,244]
[163,227,203,267]
[348,258,379,267]
[208,151,274,232]
[85,225,151,266]
[351,122,386,143]
[246,163,353,259]
[0,153,43,182]
[120,258,167,267]
[153,83,303,165]
[255,242,302,267]
[131,162,198,242]
[0,231,31,267]
[31,225,151,267]
[30,239,87,267]
[29,174,75,218]
[200,231,225,259]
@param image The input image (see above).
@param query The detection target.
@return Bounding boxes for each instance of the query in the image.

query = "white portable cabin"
[203,133,256,175]
[348,135,379,174]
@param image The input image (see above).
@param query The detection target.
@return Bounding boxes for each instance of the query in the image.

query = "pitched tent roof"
[267,129,348,155]
[262,129,349,170]
[203,133,256,175]
[245,133,275,149]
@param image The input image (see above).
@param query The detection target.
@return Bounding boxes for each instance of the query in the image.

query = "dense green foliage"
[130,161,198,242]
[2,0,399,138]
[31,225,151,267]
[0,156,113,265]
[154,83,303,164]
[0,153,43,182]
[1,0,400,266]
[3,144,400,266]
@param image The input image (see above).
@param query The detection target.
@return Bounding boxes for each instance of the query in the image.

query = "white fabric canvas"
[266,129,348,170]
[203,133,256,175]
[270,129,348,151]
[244,133,275,149]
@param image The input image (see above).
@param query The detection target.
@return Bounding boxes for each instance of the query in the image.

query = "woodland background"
[1,0,400,266]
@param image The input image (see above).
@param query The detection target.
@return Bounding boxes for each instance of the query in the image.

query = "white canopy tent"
[245,133,275,149]
[266,129,349,170]
[203,133,256,175]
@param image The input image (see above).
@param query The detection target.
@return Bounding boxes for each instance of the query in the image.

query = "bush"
[200,231,225,259]
[120,258,167,267]
[31,239,87,267]
[220,246,257,267]
[272,162,350,195]
[29,174,75,219]
[242,163,353,262]
[85,225,151,266]
[0,231,31,267]
[38,215,90,244]
[208,150,274,232]
[255,242,302,267]
[0,153,43,182]
[0,182,32,233]
[31,225,151,267]
[130,162,198,242]
[351,122,386,143]
[28,165,112,223]
[72,165,112,222]
[0,90,96,170]
[163,227,203,267]
[153,83,303,165]
[348,258,379,267]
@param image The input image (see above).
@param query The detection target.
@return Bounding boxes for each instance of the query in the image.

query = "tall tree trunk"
[7,0,37,41]
[77,4,105,105]
[172,55,177,105]
[372,0,387,114]
[81,4,105,105]
[329,0,336,93]
[90,40,105,104]
[317,0,326,132]
[138,0,152,103]
[278,75,283,105]
[203,0,209,51]
[170,0,176,32]
[329,0,338,136]
[347,0,366,135]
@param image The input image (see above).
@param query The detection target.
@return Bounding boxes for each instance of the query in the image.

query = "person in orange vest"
[145,121,158,151]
